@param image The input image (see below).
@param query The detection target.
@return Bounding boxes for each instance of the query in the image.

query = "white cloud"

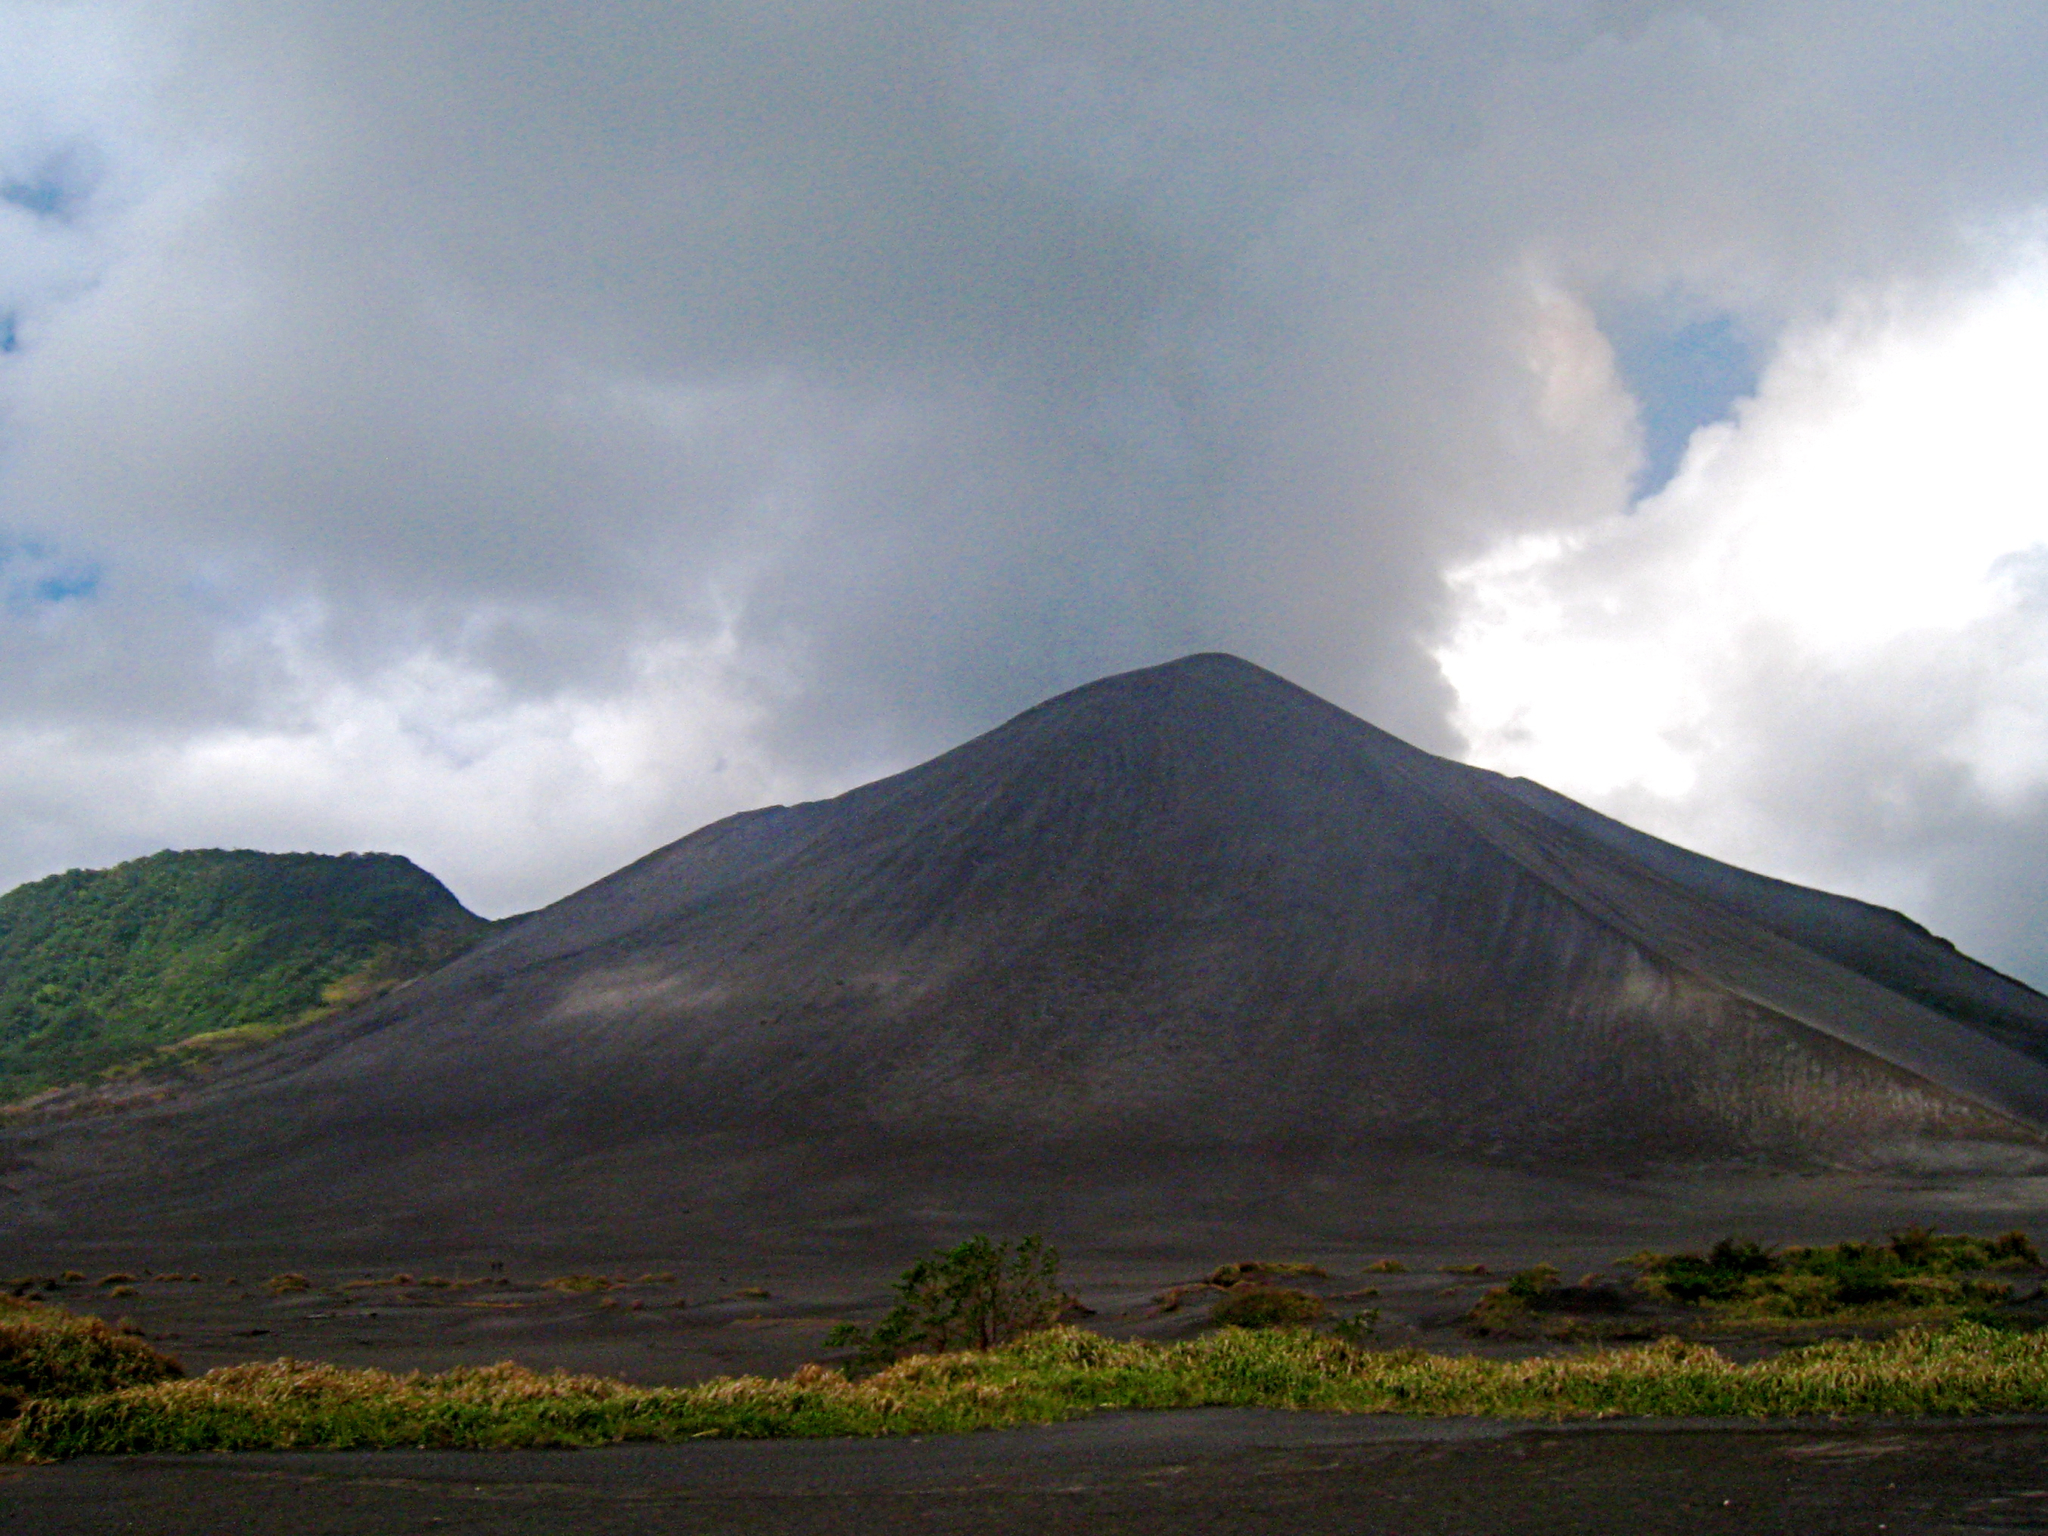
[0,617,818,915]
[1442,235,2048,977]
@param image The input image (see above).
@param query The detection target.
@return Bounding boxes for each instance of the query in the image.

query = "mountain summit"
[7,654,2047,1253]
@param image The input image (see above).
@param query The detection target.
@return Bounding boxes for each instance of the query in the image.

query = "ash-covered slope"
[9,654,2048,1250]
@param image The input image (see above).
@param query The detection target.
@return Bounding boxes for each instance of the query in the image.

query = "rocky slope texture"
[0,850,489,1105]
[5,655,2047,1255]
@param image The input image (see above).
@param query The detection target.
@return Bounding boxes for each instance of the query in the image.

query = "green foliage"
[0,849,490,1101]
[1505,1264,1562,1302]
[0,1295,183,1404]
[14,1320,2048,1461]
[1631,1228,2043,1318]
[1209,1285,1327,1328]
[826,1236,1065,1369]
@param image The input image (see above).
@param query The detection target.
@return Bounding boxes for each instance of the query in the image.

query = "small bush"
[1505,1265,1561,1302]
[1442,1263,1489,1277]
[1363,1259,1407,1274]
[265,1274,310,1296]
[1464,1288,1530,1333]
[544,1275,613,1294]
[1210,1286,1327,1329]
[827,1236,1066,1370]
[1207,1261,1328,1287]
[107,1286,138,1299]
[0,1296,183,1403]
[96,1274,134,1287]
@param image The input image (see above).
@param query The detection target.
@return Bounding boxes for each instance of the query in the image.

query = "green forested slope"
[0,850,491,1102]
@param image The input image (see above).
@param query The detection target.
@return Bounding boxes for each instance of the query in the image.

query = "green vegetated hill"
[0,850,492,1103]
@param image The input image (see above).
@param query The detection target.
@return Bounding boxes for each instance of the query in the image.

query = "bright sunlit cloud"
[1442,234,2048,974]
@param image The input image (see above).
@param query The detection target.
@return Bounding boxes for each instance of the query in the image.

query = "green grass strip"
[10,1322,2048,1461]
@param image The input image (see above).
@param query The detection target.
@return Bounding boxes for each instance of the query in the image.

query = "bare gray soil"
[8,1412,2048,1535]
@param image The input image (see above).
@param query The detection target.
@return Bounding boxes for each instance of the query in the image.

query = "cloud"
[0,2,2046,950]
[1442,238,2048,981]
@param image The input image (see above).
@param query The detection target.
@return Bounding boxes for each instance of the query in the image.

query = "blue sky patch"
[1601,301,1761,500]
[1,177,67,217]
[0,537,102,614]
[2,144,99,222]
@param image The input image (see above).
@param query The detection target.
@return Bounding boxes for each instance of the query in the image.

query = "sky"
[3,3,2048,984]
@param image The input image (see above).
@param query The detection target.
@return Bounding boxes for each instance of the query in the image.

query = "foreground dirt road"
[6,1409,2048,1535]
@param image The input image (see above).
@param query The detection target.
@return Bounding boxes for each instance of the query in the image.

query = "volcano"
[6,653,2048,1259]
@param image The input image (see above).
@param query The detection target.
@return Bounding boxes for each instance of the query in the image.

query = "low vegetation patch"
[1627,1229,2043,1326]
[1466,1228,2048,1340]
[544,1275,617,1294]
[1465,1266,1635,1338]
[1210,1286,1327,1328]
[1206,1261,1328,1286]
[0,1295,183,1410]
[13,1319,2048,1461]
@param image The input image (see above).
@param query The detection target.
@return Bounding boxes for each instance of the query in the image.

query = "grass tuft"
[0,1295,183,1405]
[1206,1261,1329,1287]
[1210,1286,1328,1328]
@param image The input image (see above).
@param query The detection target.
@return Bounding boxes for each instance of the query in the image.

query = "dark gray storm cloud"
[3,1,2048,976]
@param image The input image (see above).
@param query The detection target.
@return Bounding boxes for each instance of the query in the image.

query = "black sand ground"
[8,1412,2048,1535]
[11,655,2048,1527]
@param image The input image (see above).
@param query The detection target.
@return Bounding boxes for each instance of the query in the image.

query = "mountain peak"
[8,658,2048,1257]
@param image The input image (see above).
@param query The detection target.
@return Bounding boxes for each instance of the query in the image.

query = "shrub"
[1641,1238,1776,1303]
[1633,1228,2043,1319]
[1207,1261,1328,1286]
[1505,1265,1561,1302]
[1363,1259,1407,1274]
[1989,1231,2042,1268]
[1210,1286,1327,1329]
[265,1274,310,1296]
[0,1296,183,1404]
[544,1275,613,1294]
[827,1236,1066,1370]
